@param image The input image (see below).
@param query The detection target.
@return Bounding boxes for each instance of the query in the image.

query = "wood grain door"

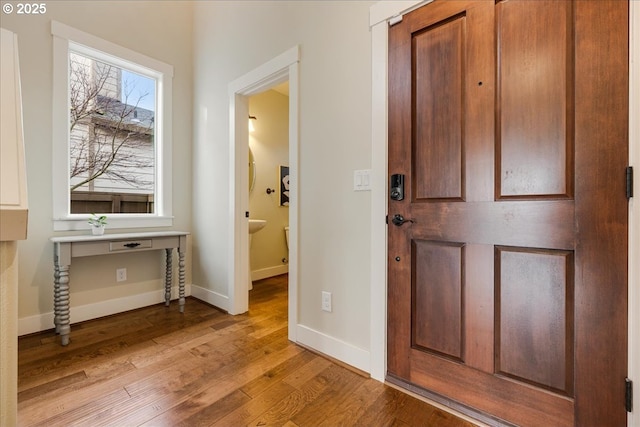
[387,1,629,426]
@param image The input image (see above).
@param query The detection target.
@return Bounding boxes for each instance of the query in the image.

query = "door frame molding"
[369,4,639,423]
[369,0,432,383]
[228,46,300,342]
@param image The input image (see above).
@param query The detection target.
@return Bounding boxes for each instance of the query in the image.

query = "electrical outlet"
[116,268,127,282]
[321,291,332,312]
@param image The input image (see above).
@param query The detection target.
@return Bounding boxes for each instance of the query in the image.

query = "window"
[69,51,157,214]
[51,21,173,230]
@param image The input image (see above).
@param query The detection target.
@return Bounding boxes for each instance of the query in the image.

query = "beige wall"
[1,1,193,329]
[249,90,289,275]
[192,1,374,351]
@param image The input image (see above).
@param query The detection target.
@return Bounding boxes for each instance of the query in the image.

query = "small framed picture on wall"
[279,165,289,207]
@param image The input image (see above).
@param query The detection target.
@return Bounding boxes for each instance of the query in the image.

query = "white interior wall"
[249,90,290,279]
[192,1,374,363]
[1,1,193,334]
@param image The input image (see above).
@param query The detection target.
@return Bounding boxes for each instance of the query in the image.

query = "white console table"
[50,231,189,346]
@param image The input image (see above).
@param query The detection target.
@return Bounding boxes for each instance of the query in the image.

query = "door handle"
[391,214,414,226]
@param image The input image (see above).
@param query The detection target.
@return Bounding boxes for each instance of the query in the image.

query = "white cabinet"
[0,27,28,241]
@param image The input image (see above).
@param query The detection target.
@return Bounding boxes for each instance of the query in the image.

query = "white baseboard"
[296,324,371,374]
[190,284,229,311]
[251,265,288,281]
[18,284,191,336]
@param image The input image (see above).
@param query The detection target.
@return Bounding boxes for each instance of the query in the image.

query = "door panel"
[497,0,573,198]
[496,247,574,395]
[414,16,465,200]
[412,240,464,361]
[387,1,628,426]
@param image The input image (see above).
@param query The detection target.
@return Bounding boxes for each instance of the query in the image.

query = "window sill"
[53,215,173,232]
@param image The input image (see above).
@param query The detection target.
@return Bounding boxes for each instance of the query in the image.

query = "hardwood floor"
[18,275,478,427]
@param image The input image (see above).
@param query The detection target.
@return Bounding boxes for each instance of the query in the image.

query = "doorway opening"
[228,46,299,342]
[247,84,290,309]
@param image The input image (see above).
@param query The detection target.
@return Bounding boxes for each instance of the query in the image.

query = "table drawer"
[109,239,153,251]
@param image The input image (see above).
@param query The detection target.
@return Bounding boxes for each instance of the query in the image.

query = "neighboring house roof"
[93,94,154,135]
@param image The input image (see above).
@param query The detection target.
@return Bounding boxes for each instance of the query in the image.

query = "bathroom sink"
[249,219,267,234]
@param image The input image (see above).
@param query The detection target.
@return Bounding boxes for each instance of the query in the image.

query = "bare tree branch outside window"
[68,52,156,214]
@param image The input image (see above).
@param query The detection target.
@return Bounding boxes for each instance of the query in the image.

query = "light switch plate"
[354,169,372,191]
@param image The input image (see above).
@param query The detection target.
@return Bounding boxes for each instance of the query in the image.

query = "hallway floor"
[17,274,478,426]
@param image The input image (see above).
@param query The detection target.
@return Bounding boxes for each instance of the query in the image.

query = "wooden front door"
[387,1,629,426]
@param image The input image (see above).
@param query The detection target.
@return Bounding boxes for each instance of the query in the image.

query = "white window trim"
[51,21,174,231]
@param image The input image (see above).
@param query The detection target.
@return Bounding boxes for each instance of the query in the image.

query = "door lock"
[391,214,414,226]
[390,174,405,201]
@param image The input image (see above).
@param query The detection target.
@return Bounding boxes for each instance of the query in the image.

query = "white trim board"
[296,324,371,374]
[369,0,430,27]
[50,21,174,231]
[251,265,288,282]
[190,284,229,311]
[369,0,432,383]
[18,284,191,336]
[227,46,300,345]
[50,21,174,76]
